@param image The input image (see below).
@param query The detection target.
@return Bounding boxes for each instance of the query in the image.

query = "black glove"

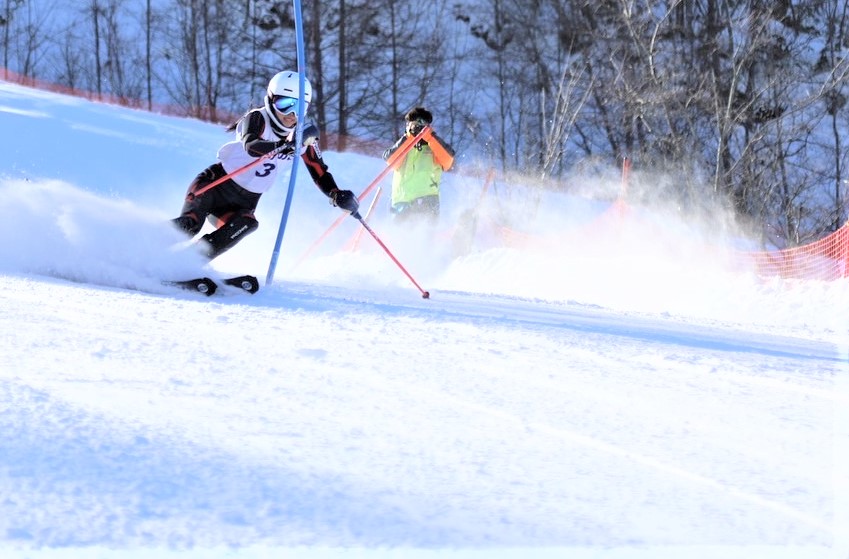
[274,138,295,154]
[329,189,359,213]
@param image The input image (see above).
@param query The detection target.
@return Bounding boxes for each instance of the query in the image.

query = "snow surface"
[1,80,848,559]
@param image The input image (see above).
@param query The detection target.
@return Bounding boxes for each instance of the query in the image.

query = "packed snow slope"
[0,81,848,559]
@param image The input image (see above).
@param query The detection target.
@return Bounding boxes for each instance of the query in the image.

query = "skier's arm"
[301,144,337,196]
[301,145,359,214]
[240,111,284,157]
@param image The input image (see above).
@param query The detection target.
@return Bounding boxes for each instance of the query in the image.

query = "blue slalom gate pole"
[266,0,306,285]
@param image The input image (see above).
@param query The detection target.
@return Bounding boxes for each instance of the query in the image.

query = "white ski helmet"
[266,70,312,116]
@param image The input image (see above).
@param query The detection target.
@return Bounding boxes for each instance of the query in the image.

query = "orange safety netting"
[486,192,849,282]
[734,224,849,281]
[487,155,849,282]
[1,68,384,153]
[1,67,240,123]
[493,198,631,251]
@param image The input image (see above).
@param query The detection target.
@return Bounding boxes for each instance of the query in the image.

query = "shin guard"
[201,214,258,259]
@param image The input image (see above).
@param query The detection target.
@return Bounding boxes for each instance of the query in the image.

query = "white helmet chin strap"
[264,96,293,135]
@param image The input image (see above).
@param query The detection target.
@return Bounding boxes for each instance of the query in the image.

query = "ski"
[223,274,260,294]
[164,277,218,296]
[163,274,258,296]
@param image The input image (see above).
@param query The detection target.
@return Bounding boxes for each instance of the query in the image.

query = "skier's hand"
[329,189,359,213]
[302,123,319,147]
[276,125,318,152]
[275,138,295,154]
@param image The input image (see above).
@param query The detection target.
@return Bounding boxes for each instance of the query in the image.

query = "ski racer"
[172,70,359,259]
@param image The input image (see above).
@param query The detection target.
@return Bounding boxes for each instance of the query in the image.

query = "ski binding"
[223,274,260,294]
[164,277,218,296]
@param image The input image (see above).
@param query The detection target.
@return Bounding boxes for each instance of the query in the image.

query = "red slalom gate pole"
[293,126,432,268]
[352,212,430,299]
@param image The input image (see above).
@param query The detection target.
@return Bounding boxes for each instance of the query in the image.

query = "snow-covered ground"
[1,80,847,559]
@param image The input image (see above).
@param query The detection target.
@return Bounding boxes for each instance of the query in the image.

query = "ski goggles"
[271,95,306,115]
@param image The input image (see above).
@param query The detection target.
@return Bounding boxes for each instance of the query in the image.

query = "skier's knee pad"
[201,214,258,259]
[172,214,201,236]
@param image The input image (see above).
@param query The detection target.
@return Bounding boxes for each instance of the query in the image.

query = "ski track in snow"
[1,275,843,549]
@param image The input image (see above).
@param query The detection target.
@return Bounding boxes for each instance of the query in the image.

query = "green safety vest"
[391,143,443,206]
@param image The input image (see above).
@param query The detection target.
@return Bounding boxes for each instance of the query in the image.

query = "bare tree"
[160,0,244,120]
[1,0,26,80]
[4,0,53,79]
[87,0,104,97]
[540,63,592,179]
[816,0,849,232]
[145,0,152,109]
[454,0,517,170]
[54,23,84,89]
[307,0,326,135]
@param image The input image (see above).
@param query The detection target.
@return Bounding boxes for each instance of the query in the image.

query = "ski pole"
[293,125,432,267]
[345,185,383,252]
[192,143,291,198]
[351,211,430,299]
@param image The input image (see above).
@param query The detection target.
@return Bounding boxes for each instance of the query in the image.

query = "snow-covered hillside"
[1,81,847,559]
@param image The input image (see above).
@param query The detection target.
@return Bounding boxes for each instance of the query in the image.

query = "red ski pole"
[345,186,383,252]
[294,126,432,267]
[352,211,430,299]
[192,143,291,198]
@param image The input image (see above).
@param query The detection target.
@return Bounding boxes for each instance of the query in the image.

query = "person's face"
[271,95,305,128]
[407,119,426,136]
[280,112,298,128]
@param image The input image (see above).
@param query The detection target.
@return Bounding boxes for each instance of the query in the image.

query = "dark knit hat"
[405,107,433,124]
